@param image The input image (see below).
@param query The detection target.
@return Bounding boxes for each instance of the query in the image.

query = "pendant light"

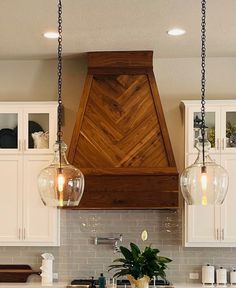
[38,0,85,207]
[180,0,228,206]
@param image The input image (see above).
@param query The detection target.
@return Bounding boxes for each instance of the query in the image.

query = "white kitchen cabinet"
[0,102,57,153]
[219,154,236,244]
[0,102,60,246]
[0,155,23,243]
[182,100,236,247]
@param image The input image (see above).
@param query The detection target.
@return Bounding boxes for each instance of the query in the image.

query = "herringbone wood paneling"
[74,74,169,168]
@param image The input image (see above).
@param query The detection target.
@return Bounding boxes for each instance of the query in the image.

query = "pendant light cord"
[201,0,206,168]
[57,0,63,170]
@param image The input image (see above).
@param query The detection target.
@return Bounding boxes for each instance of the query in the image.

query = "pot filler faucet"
[94,234,123,253]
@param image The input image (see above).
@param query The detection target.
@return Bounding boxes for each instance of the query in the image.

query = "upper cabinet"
[0,102,57,154]
[0,102,60,246]
[183,101,236,154]
[182,100,236,247]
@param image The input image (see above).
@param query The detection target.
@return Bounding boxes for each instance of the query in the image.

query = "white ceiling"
[1,0,236,59]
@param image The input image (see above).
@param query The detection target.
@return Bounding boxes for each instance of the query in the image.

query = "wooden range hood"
[68,51,179,209]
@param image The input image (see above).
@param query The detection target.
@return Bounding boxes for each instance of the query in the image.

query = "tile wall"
[0,210,233,283]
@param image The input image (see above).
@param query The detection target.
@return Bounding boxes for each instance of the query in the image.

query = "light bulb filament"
[201,172,207,191]
[57,172,65,207]
[201,168,208,206]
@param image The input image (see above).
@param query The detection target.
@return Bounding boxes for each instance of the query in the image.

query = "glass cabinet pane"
[193,112,215,149]
[28,113,49,149]
[0,113,18,149]
[226,112,236,148]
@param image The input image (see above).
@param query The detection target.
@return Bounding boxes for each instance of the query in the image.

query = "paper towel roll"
[42,259,53,272]
[230,270,236,284]
[216,267,227,285]
[40,259,53,285]
[41,275,53,286]
[202,264,215,285]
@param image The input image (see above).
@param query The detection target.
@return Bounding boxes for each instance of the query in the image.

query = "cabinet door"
[23,155,60,246]
[186,106,221,154]
[0,108,23,153]
[0,156,23,244]
[220,154,236,245]
[220,106,236,153]
[185,204,220,246]
[23,106,57,154]
[184,154,221,247]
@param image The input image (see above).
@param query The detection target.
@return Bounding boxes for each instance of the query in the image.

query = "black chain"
[57,0,63,170]
[57,0,63,143]
[201,0,206,167]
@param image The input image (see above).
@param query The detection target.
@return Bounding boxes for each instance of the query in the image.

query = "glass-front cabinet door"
[187,106,221,154]
[0,103,57,154]
[0,109,22,152]
[221,107,236,152]
[23,106,57,153]
[27,113,50,150]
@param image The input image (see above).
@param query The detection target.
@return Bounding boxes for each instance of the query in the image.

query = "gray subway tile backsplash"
[2,209,235,283]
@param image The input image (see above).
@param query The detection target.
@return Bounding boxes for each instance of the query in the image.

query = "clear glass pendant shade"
[180,136,228,206]
[38,141,84,207]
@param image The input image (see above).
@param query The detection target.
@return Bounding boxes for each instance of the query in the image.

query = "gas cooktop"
[68,279,172,287]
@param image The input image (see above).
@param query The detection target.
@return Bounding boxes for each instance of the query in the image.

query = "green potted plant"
[108,243,172,288]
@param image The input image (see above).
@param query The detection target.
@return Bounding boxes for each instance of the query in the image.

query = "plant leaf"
[120,246,134,261]
[108,264,125,271]
[156,256,172,263]
[112,258,127,263]
[152,248,160,254]
[113,269,130,278]
[130,243,141,259]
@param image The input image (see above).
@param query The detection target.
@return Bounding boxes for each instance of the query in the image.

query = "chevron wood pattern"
[73,74,169,169]
[68,51,179,209]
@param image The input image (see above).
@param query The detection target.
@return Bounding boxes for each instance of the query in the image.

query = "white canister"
[40,259,53,285]
[202,264,215,285]
[40,253,54,285]
[230,269,236,285]
[216,267,227,285]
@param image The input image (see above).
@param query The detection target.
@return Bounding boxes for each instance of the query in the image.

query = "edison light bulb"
[57,172,65,193]
[38,141,84,207]
[200,169,208,206]
[57,171,65,207]
[200,171,207,191]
